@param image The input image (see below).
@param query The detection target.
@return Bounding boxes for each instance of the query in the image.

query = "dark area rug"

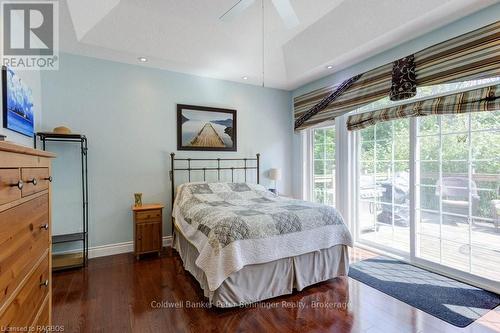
[348,256,500,327]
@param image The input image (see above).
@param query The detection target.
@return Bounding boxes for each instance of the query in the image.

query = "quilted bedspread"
[172,182,353,291]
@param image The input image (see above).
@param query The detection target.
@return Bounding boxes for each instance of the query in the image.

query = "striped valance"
[294,20,500,131]
[347,83,500,131]
[294,74,362,129]
[294,64,392,130]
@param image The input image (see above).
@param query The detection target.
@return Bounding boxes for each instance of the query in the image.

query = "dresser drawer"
[0,194,49,309]
[0,254,50,329]
[0,168,22,205]
[135,209,162,222]
[31,295,50,331]
[21,168,50,197]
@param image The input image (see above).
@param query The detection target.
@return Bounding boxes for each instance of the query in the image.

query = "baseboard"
[54,236,173,259]
[89,236,173,258]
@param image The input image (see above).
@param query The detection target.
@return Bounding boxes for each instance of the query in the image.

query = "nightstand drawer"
[135,209,162,222]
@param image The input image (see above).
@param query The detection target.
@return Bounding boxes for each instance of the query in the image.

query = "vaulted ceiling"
[60,0,497,90]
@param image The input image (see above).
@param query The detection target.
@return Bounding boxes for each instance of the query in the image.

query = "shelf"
[52,253,84,271]
[36,132,86,140]
[37,131,89,270]
[52,232,86,244]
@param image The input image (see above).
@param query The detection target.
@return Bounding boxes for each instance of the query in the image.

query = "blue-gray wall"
[40,53,292,248]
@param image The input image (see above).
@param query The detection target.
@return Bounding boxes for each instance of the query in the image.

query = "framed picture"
[177,104,237,151]
[2,66,35,137]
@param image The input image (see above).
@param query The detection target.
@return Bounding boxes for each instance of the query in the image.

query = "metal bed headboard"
[169,153,260,207]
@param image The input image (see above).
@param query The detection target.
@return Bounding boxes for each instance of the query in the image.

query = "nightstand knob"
[39,280,49,287]
[40,224,49,230]
[43,176,53,182]
[27,178,37,186]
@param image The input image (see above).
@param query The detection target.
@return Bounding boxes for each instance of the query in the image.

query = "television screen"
[2,67,34,137]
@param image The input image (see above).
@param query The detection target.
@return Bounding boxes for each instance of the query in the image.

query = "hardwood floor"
[52,247,500,333]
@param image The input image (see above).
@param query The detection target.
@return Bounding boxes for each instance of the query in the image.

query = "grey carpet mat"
[349,256,500,327]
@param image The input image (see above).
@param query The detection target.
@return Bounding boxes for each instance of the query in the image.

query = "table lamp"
[269,168,282,195]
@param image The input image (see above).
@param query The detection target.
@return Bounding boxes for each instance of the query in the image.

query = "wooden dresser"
[0,141,55,331]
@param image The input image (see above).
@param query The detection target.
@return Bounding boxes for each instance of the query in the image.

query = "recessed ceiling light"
[242,76,248,80]
[326,65,333,69]
[138,57,148,63]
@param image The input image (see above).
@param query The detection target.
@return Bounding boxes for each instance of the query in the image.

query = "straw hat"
[53,126,72,134]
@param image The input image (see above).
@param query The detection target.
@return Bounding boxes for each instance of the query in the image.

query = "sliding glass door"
[415,111,500,283]
[355,109,500,288]
[307,80,500,290]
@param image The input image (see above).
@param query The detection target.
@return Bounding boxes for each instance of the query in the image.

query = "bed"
[170,153,352,307]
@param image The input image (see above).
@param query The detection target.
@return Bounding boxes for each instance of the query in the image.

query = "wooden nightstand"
[132,204,164,259]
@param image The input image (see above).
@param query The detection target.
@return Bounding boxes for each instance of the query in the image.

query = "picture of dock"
[178,106,236,151]
[190,123,225,147]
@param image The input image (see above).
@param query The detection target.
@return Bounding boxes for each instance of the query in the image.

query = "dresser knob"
[27,178,37,186]
[40,224,49,230]
[39,280,49,287]
[43,176,53,182]
[10,180,23,190]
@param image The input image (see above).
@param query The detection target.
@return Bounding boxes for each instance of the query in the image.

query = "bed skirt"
[173,228,349,307]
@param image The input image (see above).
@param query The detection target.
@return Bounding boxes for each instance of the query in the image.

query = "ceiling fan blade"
[271,0,299,29]
[219,0,255,21]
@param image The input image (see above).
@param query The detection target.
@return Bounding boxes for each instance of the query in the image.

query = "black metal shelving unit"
[35,132,88,270]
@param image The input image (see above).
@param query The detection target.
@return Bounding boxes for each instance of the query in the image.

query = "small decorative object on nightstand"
[269,168,281,195]
[132,204,164,259]
[134,192,143,207]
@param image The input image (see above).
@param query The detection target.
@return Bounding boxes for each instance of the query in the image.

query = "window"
[305,78,500,290]
[312,127,335,205]
[416,111,500,281]
[351,78,500,288]
[355,111,500,282]
[357,119,410,253]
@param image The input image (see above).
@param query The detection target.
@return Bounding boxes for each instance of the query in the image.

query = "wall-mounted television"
[2,66,34,137]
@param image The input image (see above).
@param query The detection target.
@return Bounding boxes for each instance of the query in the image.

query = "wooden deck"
[190,123,225,147]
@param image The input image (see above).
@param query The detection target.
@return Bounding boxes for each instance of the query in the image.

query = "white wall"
[40,53,293,248]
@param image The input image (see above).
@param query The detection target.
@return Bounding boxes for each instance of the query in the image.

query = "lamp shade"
[269,168,282,181]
